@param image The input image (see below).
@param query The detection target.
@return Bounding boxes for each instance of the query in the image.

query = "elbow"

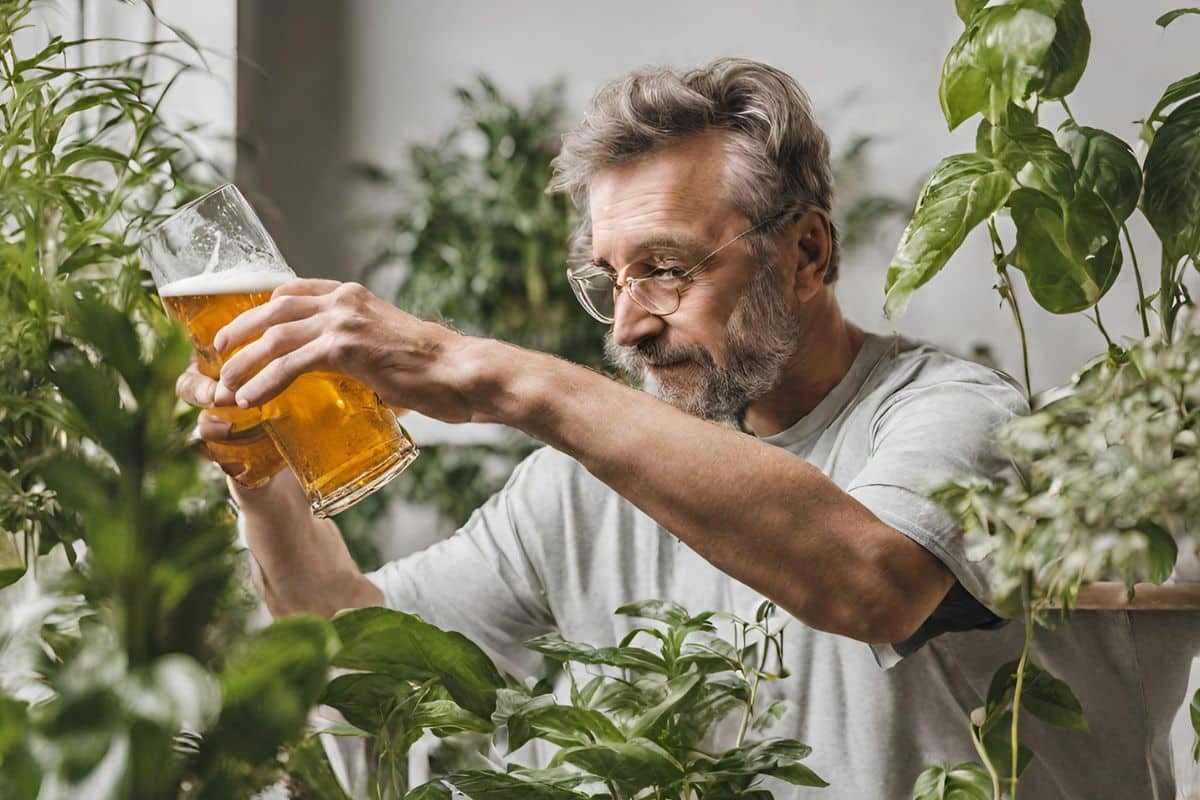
[816,582,929,645]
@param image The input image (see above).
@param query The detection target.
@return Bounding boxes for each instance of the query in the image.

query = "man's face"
[588,132,800,423]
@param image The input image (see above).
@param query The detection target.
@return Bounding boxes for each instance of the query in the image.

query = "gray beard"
[604,263,800,425]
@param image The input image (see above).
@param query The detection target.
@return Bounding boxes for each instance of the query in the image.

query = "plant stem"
[1010,573,1035,797]
[1059,97,1078,124]
[1161,249,1177,345]
[735,622,771,748]
[1122,224,1151,337]
[1092,305,1113,349]
[988,220,1033,402]
[970,722,1003,800]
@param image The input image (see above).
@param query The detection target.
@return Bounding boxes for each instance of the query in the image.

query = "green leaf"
[629,673,702,739]
[58,241,139,276]
[209,615,337,763]
[979,711,1035,781]
[884,154,1012,317]
[912,762,993,800]
[64,288,148,396]
[286,736,353,800]
[986,659,1020,716]
[708,738,827,788]
[615,599,690,626]
[1134,520,1179,584]
[992,105,1076,199]
[1028,0,1090,99]
[1019,664,1088,731]
[0,695,38,798]
[1055,121,1142,223]
[985,659,1086,732]
[320,672,406,732]
[956,0,988,24]
[1157,8,1200,27]
[0,532,25,589]
[331,607,504,719]
[524,632,669,675]
[405,781,453,800]
[415,699,494,736]
[1146,71,1200,132]
[48,346,136,468]
[1007,187,1121,313]
[939,5,1057,130]
[438,770,589,799]
[1142,95,1200,263]
[503,694,624,751]
[551,738,684,794]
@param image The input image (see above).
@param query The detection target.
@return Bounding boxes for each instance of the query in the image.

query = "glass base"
[310,441,419,518]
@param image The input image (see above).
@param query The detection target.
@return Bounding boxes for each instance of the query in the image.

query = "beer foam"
[158,269,292,297]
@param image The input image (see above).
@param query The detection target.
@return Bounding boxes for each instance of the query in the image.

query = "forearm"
[460,338,948,642]
[230,470,383,617]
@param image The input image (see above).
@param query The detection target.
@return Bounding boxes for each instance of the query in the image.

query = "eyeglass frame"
[565,209,795,325]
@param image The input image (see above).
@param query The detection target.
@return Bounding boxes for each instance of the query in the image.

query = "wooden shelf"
[1071,582,1200,610]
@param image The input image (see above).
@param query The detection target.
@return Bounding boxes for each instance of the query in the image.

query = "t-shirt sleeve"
[364,451,558,676]
[845,374,1028,668]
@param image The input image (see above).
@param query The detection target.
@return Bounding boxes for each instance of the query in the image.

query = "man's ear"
[781,207,832,303]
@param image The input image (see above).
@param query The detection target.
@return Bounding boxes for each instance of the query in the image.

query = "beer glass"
[141,184,418,517]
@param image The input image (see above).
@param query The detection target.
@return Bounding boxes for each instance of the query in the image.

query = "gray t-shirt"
[367,332,1193,799]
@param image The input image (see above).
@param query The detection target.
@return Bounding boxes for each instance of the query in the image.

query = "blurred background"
[31,1,1200,792]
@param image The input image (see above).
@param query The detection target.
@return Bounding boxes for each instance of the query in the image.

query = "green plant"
[883,2,1200,797]
[303,600,825,799]
[0,3,337,797]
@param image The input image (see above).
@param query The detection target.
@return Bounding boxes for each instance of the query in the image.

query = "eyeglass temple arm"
[678,210,792,279]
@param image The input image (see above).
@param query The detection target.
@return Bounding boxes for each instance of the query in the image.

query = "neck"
[743,289,864,438]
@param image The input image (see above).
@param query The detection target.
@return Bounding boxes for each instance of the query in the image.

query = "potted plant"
[880,2,1200,796]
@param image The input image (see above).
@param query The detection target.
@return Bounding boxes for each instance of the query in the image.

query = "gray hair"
[549,57,840,282]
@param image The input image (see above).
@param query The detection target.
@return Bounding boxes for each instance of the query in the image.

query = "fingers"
[213,291,325,355]
[231,338,330,408]
[196,409,274,443]
[176,356,216,408]
[219,315,325,394]
[271,277,343,297]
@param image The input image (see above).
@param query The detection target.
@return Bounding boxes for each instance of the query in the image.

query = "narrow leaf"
[1157,8,1200,27]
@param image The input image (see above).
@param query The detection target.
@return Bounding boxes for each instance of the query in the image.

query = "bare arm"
[213,281,953,643]
[177,358,381,618]
[230,469,382,618]
[457,338,953,644]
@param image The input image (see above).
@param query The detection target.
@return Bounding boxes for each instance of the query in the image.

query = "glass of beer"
[141,184,418,517]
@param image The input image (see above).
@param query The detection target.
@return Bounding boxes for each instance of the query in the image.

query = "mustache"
[604,333,715,375]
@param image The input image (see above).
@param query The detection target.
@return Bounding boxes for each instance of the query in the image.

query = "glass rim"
[146,181,240,238]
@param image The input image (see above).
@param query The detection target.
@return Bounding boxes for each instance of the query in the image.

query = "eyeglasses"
[566,212,787,325]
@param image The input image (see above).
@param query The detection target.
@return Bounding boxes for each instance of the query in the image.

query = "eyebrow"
[591,234,709,268]
[632,234,709,257]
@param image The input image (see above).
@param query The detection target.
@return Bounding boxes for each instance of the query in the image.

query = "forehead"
[587,131,741,252]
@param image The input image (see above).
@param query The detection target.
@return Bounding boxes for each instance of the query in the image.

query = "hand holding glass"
[141,184,418,517]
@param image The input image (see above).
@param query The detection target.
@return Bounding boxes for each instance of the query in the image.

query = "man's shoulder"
[507,445,613,504]
[869,333,1029,416]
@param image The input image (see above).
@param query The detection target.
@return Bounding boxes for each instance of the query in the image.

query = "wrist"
[448,335,541,427]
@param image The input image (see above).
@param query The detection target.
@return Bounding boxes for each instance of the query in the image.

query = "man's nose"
[610,289,665,348]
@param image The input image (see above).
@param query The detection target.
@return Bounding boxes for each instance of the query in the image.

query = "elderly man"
[177,59,1179,798]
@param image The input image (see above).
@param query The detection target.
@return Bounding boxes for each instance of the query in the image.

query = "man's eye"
[650,266,686,280]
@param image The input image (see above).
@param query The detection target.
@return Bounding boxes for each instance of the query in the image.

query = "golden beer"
[160,271,288,488]
[159,270,418,516]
